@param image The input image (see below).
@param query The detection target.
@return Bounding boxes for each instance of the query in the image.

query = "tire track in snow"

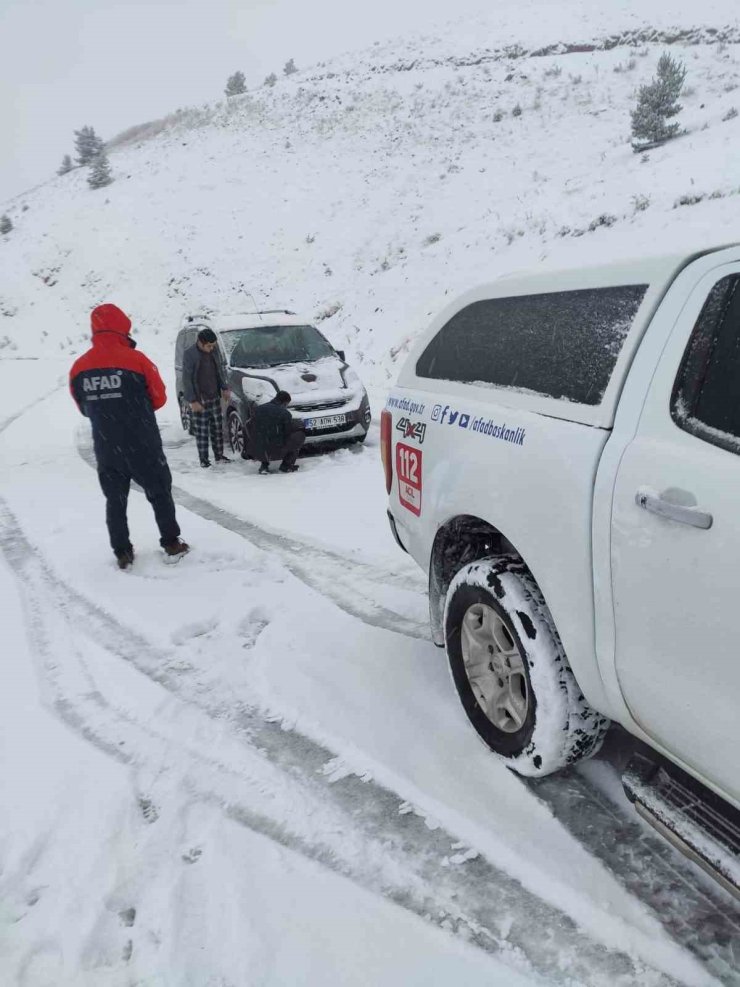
[0,499,687,987]
[4,398,735,982]
[527,767,740,986]
[72,422,740,983]
[76,435,430,641]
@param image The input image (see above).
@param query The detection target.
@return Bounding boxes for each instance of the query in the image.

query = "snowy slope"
[2,3,740,984]
[0,0,739,392]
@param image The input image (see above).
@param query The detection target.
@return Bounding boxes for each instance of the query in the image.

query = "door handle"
[635,489,713,530]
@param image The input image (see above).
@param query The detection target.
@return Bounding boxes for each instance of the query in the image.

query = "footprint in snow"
[171,617,218,645]
[138,796,159,824]
[238,608,271,648]
[118,907,136,928]
[182,847,203,864]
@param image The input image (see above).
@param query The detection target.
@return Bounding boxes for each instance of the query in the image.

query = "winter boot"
[115,546,135,570]
[215,454,232,463]
[258,463,271,475]
[200,459,211,468]
[163,538,190,562]
[279,464,300,473]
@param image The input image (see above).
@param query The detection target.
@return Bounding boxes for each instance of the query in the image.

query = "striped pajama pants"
[192,397,224,462]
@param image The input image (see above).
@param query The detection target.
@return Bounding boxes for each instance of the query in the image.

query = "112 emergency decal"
[396,442,422,516]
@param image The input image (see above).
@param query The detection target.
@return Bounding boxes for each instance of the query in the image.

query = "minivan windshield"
[224,325,334,368]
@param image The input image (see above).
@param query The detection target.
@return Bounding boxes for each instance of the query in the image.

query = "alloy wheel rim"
[229,415,244,453]
[460,603,529,733]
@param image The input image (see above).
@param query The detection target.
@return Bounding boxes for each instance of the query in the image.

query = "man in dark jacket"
[247,391,305,474]
[182,328,231,468]
[70,303,189,569]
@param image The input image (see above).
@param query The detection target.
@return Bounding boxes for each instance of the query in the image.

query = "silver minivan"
[175,311,371,453]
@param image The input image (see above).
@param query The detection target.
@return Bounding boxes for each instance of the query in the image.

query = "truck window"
[415,285,647,405]
[671,274,740,453]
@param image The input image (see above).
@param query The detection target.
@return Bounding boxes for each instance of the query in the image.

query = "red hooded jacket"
[69,304,166,412]
[70,304,168,467]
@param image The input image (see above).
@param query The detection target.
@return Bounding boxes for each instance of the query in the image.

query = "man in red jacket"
[70,303,189,569]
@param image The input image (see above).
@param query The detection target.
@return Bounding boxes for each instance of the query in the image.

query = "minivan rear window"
[415,285,648,405]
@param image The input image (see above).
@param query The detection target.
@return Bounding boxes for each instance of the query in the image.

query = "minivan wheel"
[227,409,245,454]
[444,556,609,777]
[180,396,193,434]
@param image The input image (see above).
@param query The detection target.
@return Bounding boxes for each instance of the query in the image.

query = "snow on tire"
[444,556,609,777]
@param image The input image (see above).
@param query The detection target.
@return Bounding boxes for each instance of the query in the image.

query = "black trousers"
[98,455,180,554]
[261,429,306,468]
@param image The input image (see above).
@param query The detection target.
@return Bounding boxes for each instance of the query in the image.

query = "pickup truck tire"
[444,557,609,777]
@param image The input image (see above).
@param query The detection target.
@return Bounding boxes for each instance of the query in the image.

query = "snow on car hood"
[244,357,358,406]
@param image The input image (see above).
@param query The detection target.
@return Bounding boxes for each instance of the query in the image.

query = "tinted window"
[416,285,648,405]
[671,274,740,453]
[226,325,334,369]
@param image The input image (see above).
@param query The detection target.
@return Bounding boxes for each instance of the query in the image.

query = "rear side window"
[671,274,740,453]
[415,285,648,405]
[176,329,198,363]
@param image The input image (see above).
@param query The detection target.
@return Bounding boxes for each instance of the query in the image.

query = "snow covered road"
[1,366,739,985]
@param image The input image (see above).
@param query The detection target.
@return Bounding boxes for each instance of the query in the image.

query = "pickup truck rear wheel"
[444,556,608,777]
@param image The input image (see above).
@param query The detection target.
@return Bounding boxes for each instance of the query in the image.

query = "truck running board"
[622,751,740,900]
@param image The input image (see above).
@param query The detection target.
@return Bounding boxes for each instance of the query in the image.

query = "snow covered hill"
[1,0,739,389]
[3,4,740,983]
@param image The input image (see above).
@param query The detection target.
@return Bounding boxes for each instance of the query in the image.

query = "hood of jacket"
[91,304,132,341]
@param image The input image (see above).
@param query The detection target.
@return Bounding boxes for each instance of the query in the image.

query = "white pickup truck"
[382,244,740,895]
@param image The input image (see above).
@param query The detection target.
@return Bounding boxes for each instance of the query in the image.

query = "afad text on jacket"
[69,304,168,468]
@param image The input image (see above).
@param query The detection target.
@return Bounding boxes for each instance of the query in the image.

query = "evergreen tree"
[87,152,113,190]
[225,71,247,96]
[283,58,297,76]
[264,72,277,88]
[57,154,74,176]
[74,125,104,165]
[631,53,687,148]
[0,215,12,235]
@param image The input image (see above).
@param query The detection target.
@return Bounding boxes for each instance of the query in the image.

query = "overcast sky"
[0,0,493,203]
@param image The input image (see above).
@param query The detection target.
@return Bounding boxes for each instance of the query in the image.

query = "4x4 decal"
[396,417,426,444]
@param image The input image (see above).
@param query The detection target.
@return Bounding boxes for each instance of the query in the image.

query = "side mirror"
[336,349,346,362]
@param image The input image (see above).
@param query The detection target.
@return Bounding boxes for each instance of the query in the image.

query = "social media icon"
[431,404,442,422]
[459,414,470,429]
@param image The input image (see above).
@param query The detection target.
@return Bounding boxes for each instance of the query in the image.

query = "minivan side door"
[610,264,740,805]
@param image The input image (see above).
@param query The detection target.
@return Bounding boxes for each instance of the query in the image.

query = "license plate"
[304,414,346,430]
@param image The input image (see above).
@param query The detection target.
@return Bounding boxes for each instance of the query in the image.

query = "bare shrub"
[588,213,617,231]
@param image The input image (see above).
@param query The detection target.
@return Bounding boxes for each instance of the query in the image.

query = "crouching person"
[246,391,305,474]
[70,303,189,568]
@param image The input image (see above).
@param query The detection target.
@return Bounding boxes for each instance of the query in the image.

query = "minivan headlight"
[340,365,358,387]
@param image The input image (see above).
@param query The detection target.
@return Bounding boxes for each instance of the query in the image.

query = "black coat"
[70,329,167,470]
[250,398,295,459]
[182,344,227,403]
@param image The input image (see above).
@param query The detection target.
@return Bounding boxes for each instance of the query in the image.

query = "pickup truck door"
[610,264,740,803]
